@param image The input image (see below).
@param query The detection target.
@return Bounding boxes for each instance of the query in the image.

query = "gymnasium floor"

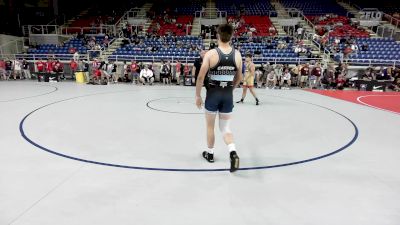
[1,81,399,225]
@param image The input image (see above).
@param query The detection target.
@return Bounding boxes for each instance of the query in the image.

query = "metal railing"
[23,25,60,35]
[382,12,400,29]
[106,54,323,64]
[0,53,89,61]
[59,25,116,35]
[344,58,400,67]
[195,9,227,19]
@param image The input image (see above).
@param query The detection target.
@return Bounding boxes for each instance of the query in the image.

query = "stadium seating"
[233,36,318,64]
[308,16,370,37]
[229,16,275,36]
[109,36,202,62]
[216,0,277,16]
[174,1,204,15]
[337,37,400,64]
[281,0,348,16]
[147,16,194,36]
[25,35,113,60]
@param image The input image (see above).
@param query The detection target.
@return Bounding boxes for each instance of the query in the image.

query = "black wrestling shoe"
[236,99,244,104]
[202,151,214,163]
[230,151,240,172]
[256,99,259,105]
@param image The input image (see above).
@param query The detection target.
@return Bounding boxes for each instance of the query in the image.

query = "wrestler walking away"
[195,24,243,172]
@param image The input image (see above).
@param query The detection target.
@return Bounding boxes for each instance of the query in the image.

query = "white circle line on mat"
[356,95,400,115]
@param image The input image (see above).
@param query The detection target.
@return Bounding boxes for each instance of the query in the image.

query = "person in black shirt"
[22,59,31,79]
[192,50,206,85]
[5,59,12,80]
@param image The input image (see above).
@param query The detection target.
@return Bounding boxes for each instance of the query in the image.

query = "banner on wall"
[358,8,383,21]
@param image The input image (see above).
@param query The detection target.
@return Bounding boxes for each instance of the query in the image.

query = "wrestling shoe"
[256,98,259,105]
[202,151,214,163]
[236,99,244,103]
[230,151,240,172]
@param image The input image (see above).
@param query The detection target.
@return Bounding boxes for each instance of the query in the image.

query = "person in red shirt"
[311,62,322,88]
[0,59,6,80]
[47,59,54,73]
[300,63,310,88]
[93,68,102,84]
[70,59,78,78]
[130,60,139,84]
[53,59,64,80]
[36,59,45,72]
[336,75,346,90]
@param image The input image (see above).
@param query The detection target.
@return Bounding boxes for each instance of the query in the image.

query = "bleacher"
[309,16,370,37]
[23,34,113,60]
[281,0,348,16]
[233,37,318,64]
[229,16,276,36]
[217,0,277,16]
[109,36,202,62]
[174,1,204,15]
[147,16,194,36]
[344,37,400,64]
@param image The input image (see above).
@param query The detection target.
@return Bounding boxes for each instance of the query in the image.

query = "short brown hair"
[217,24,234,43]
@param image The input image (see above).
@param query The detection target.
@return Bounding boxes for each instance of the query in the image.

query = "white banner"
[359,11,383,21]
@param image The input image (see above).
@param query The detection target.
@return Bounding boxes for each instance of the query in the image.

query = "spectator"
[139,65,154,85]
[175,60,182,85]
[0,58,6,80]
[22,59,31,80]
[4,59,12,80]
[131,60,140,84]
[336,75,346,90]
[361,42,369,51]
[255,67,263,88]
[70,59,78,78]
[300,63,310,88]
[391,75,400,91]
[35,59,45,81]
[297,26,304,39]
[311,62,322,89]
[184,63,190,77]
[53,59,64,80]
[192,50,206,84]
[122,61,131,82]
[160,60,169,85]
[266,70,277,89]
[281,68,291,89]
[13,59,22,80]
[376,67,391,80]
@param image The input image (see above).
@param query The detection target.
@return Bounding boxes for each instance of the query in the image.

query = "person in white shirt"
[255,67,263,88]
[266,70,277,89]
[351,44,358,53]
[281,68,291,89]
[297,27,303,39]
[13,60,22,80]
[73,52,80,61]
[139,65,154,85]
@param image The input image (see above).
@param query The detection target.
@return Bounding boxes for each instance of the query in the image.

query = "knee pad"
[219,119,232,135]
